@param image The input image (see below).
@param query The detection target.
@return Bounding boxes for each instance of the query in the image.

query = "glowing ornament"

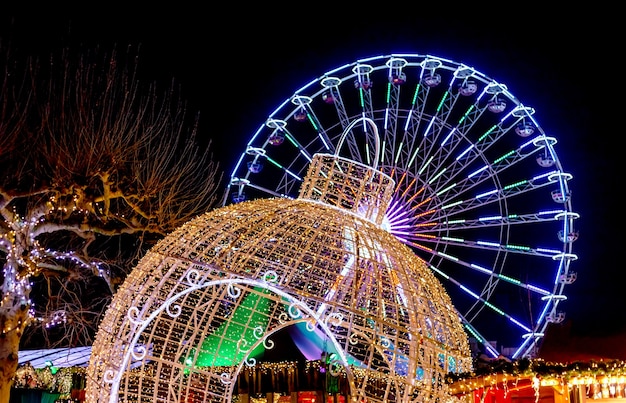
[85,118,472,403]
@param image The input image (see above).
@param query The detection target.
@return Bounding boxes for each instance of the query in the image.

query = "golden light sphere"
[85,126,472,402]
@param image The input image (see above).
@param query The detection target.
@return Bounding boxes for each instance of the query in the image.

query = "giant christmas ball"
[85,146,472,402]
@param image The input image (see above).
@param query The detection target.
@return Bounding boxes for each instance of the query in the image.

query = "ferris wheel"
[222,53,578,359]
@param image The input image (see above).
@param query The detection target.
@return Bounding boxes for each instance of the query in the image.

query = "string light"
[447,358,626,402]
[1,193,107,340]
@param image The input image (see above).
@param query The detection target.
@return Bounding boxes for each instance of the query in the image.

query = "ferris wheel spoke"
[380,59,405,162]
[411,171,560,222]
[270,118,326,164]
[402,232,562,259]
[410,210,570,232]
[425,196,565,230]
[411,101,542,204]
[448,136,550,196]
[413,117,536,204]
[385,184,557,238]
[426,261,539,334]
[459,315,500,357]
[290,97,336,154]
[427,256,566,358]
[411,99,471,163]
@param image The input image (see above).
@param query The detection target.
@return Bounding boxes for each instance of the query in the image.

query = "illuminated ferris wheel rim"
[223,52,579,360]
[266,54,526,128]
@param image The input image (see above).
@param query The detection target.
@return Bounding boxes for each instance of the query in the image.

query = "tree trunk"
[0,318,20,403]
[0,268,30,403]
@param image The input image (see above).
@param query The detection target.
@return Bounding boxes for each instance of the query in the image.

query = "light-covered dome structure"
[85,118,472,403]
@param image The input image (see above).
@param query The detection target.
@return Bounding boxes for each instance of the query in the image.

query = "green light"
[187,287,271,368]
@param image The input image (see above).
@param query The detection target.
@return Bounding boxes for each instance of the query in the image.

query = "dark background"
[2,6,621,345]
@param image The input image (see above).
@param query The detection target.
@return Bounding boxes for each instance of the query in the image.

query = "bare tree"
[0,41,224,401]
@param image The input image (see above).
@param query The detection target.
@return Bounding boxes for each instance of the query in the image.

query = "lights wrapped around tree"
[85,118,472,402]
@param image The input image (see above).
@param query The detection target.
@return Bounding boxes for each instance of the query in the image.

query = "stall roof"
[19,346,92,368]
[19,345,149,369]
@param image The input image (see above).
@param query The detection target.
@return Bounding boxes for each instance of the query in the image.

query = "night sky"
[2,7,621,346]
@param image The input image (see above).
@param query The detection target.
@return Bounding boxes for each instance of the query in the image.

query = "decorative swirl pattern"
[220,372,232,385]
[126,306,145,326]
[305,318,317,332]
[325,312,343,327]
[103,369,116,384]
[253,326,265,340]
[245,357,257,367]
[263,337,275,349]
[278,311,289,324]
[165,302,182,318]
[236,338,250,352]
[262,270,279,283]
[328,361,342,377]
[184,268,201,285]
[227,283,241,298]
[130,345,147,361]
[349,332,359,345]
[288,303,303,319]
